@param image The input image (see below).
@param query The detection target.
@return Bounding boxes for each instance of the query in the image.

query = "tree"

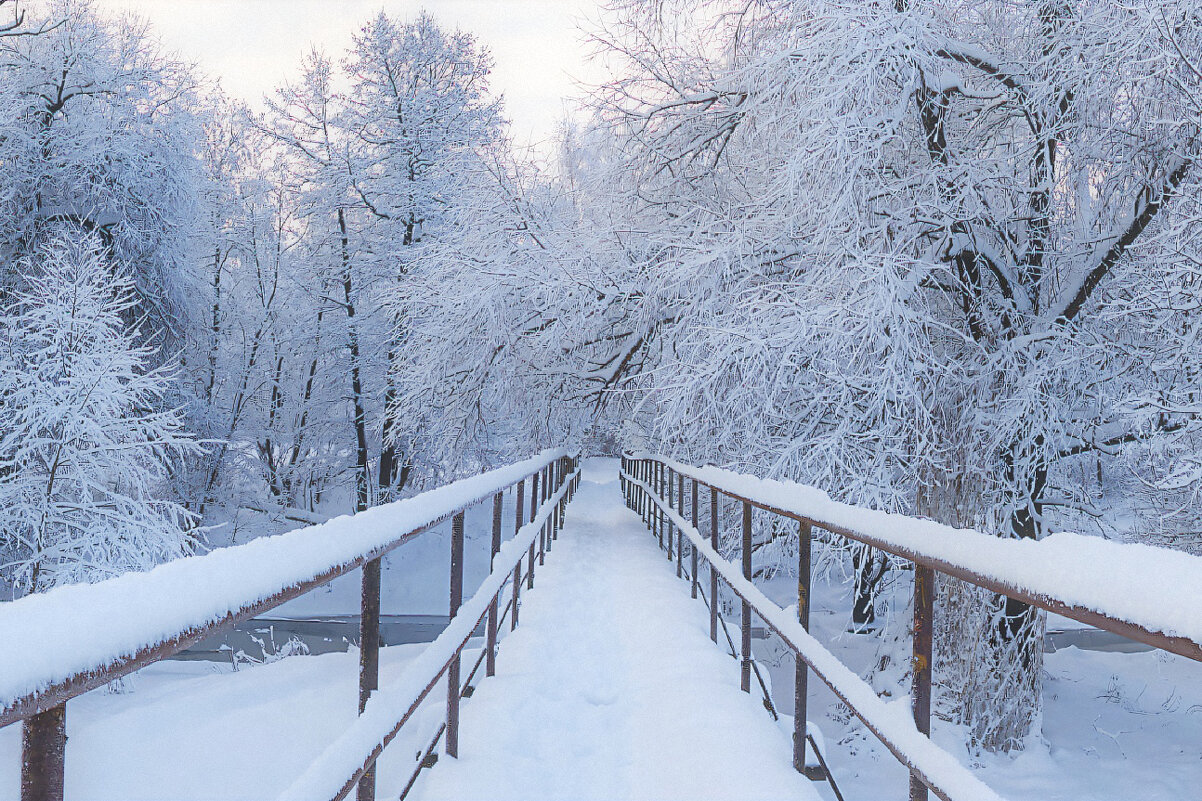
[344,11,504,499]
[0,234,197,596]
[563,0,1202,750]
[0,0,204,343]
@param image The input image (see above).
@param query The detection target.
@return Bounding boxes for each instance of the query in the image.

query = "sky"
[97,0,609,155]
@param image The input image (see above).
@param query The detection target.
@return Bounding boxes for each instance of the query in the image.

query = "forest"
[2,0,1202,765]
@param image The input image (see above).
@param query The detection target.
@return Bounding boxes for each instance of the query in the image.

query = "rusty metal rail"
[621,454,1202,801]
[5,452,579,801]
[285,460,582,801]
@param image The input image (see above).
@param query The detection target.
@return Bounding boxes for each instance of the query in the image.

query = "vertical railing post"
[691,479,699,599]
[657,462,664,548]
[676,471,684,578]
[794,520,813,775]
[512,480,523,631]
[539,465,548,565]
[555,459,566,540]
[665,465,673,559]
[512,560,521,630]
[446,511,465,758]
[20,705,66,801]
[910,564,935,801]
[357,551,382,801]
[741,500,752,693]
[710,486,719,644]
[528,469,539,590]
[487,491,503,678]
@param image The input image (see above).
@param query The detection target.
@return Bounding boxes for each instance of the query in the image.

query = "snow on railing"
[625,453,1202,659]
[622,467,1003,801]
[3,450,578,801]
[622,453,1202,801]
[278,465,582,801]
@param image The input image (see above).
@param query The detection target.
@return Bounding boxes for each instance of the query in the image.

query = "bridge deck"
[412,459,819,801]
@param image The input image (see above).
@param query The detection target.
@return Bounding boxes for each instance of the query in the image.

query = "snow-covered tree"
[0,234,197,596]
[533,0,1202,751]
[0,0,204,342]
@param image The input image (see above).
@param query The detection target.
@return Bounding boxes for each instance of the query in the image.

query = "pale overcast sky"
[98,0,608,155]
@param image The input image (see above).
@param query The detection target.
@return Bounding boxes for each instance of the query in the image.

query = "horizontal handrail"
[0,450,570,728]
[626,453,1202,662]
[279,465,581,801]
[622,470,1003,801]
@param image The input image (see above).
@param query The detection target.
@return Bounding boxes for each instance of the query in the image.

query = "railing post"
[530,469,539,525]
[710,487,719,644]
[657,462,664,548]
[487,491,503,678]
[20,704,66,801]
[446,511,465,759]
[741,500,752,693]
[910,564,935,801]
[667,466,675,562]
[691,479,699,599]
[357,552,382,801]
[512,561,521,630]
[676,471,685,578]
[794,520,813,775]
[528,469,539,589]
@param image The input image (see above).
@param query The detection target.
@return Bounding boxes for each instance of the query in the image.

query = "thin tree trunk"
[339,208,370,513]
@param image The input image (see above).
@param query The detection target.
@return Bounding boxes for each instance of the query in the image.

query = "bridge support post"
[20,704,65,801]
[447,511,465,759]
[741,500,752,693]
[710,487,719,644]
[910,565,934,801]
[487,492,503,678]
[690,479,699,599]
[794,521,812,776]
[357,553,382,801]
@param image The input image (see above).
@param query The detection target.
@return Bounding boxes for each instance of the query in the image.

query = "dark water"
[170,615,480,662]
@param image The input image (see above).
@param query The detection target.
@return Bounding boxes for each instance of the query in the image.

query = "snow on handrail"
[278,466,581,801]
[0,450,569,727]
[623,469,1005,801]
[627,453,1202,660]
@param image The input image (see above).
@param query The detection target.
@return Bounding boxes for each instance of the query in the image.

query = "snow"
[627,455,1202,652]
[277,466,579,801]
[0,451,568,720]
[407,459,820,801]
[623,468,1006,801]
[1,459,1198,800]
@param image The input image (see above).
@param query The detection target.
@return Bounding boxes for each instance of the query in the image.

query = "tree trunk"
[339,208,370,513]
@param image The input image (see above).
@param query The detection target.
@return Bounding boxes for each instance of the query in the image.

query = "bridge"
[3,454,1201,800]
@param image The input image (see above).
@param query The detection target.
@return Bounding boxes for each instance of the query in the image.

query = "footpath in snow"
[412,458,819,801]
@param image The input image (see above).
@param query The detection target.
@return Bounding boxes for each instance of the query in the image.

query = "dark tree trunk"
[339,208,370,513]
[850,545,887,630]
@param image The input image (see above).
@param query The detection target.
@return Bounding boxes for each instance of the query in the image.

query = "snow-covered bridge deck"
[411,461,819,801]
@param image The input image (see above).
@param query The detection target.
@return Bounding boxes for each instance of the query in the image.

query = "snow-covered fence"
[620,454,1202,801]
[2,451,579,801]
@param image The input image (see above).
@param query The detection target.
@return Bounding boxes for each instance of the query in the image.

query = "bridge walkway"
[411,459,819,801]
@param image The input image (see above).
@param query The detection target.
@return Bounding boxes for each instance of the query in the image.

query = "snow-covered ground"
[2,458,1199,800]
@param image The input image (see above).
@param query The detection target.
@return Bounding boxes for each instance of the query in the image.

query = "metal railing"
[2,452,580,801]
[620,454,1202,801]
